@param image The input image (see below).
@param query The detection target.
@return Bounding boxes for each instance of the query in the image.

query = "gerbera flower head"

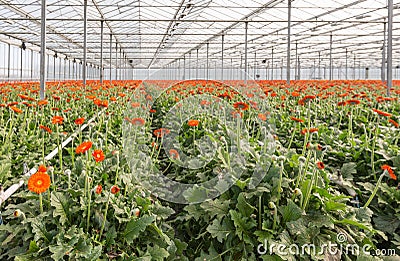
[153,128,170,138]
[95,184,102,194]
[74,118,85,125]
[389,119,399,128]
[316,161,325,170]
[10,106,23,114]
[381,165,396,180]
[233,101,249,111]
[258,113,267,121]
[372,108,392,117]
[169,149,179,159]
[111,185,120,194]
[187,119,199,127]
[39,125,52,134]
[131,118,145,126]
[75,141,93,154]
[28,172,51,194]
[92,149,105,162]
[290,117,304,123]
[51,115,64,125]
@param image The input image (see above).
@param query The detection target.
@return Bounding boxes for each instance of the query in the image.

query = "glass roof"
[0,0,398,69]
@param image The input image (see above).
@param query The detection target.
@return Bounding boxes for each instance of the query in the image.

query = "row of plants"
[0,79,399,260]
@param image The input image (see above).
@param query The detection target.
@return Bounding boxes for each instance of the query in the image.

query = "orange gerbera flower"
[95,184,102,194]
[169,149,179,159]
[131,118,145,126]
[131,102,140,108]
[188,119,199,127]
[309,128,319,133]
[290,117,304,123]
[28,172,51,194]
[51,115,64,125]
[381,165,397,180]
[75,118,85,125]
[38,165,47,172]
[258,113,267,121]
[153,128,170,138]
[92,149,105,162]
[316,161,325,170]
[10,106,23,114]
[111,185,120,194]
[389,119,399,128]
[346,99,361,105]
[372,108,392,117]
[233,101,249,111]
[39,125,52,134]
[76,141,93,154]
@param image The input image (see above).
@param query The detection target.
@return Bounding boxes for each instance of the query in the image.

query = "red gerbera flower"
[153,128,170,138]
[75,141,93,154]
[111,185,120,194]
[290,117,304,123]
[131,118,146,126]
[233,102,249,111]
[92,149,105,162]
[188,119,199,127]
[39,125,52,134]
[372,108,392,117]
[51,115,64,125]
[258,113,267,121]
[381,165,397,180]
[169,149,179,159]
[389,119,399,128]
[75,118,85,125]
[316,161,325,170]
[346,99,361,105]
[95,184,102,194]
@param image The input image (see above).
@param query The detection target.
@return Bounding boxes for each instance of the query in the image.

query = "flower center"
[37,180,43,186]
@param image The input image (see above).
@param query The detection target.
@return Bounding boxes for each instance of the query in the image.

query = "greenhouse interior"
[0,0,399,260]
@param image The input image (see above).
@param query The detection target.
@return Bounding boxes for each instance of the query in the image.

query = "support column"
[206,43,209,80]
[244,22,248,83]
[20,45,23,81]
[295,41,298,80]
[100,20,104,84]
[318,51,321,79]
[183,54,186,80]
[221,34,224,81]
[188,52,191,79]
[254,51,257,80]
[196,49,199,79]
[7,44,10,81]
[329,34,333,80]
[31,49,34,79]
[39,0,46,99]
[345,49,348,80]
[115,43,118,81]
[382,20,387,83]
[287,0,291,85]
[110,35,112,82]
[353,54,356,80]
[82,0,87,86]
[64,57,67,80]
[387,0,393,96]
[297,56,300,80]
[271,47,274,80]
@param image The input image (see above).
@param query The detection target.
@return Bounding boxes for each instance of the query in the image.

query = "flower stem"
[364,172,385,208]
[39,194,43,214]
[99,191,111,239]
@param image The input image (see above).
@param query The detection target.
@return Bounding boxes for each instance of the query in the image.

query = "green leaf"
[146,245,169,260]
[51,192,70,226]
[124,216,155,244]
[200,198,231,221]
[195,244,222,261]
[28,241,39,253]
[207,219,233,243]
[49,244,73,261]
[229,210,256,244]
[341,162,357,178]
[237,193,256,217]
[279,199,303,224]
[372,215,400,235]
[324,200,347,212]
